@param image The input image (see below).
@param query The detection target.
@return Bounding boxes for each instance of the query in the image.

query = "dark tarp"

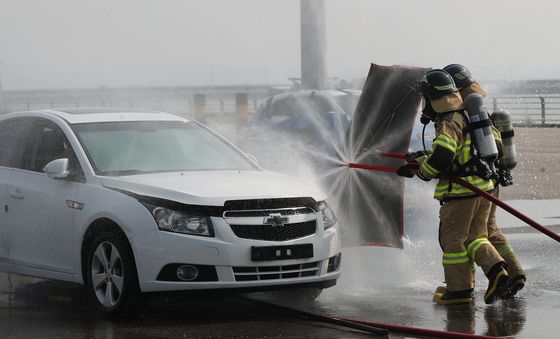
[334,64,430,248]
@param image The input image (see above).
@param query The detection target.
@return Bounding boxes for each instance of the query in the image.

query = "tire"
[84,232,141,315]
[269,287,323,304]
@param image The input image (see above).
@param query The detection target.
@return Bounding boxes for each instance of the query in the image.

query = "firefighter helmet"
[443,64,474,89]
[418,69,457,100]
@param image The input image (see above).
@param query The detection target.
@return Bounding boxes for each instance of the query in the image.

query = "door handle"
[9,190,24,200]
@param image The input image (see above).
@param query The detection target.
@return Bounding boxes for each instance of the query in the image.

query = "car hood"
[101,170,326,206]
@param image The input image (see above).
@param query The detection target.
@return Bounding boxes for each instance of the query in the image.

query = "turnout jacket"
[418,111,495,200]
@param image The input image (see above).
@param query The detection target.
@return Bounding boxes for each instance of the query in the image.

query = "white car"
[0,108,342,314]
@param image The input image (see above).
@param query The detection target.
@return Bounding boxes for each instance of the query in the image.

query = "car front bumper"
[132,217,342,292]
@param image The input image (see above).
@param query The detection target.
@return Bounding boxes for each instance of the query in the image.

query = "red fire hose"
[347,151,560,243]
[237,297,507,339]
[337,317,507,339]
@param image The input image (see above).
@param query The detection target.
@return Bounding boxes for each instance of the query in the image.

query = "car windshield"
[73,120,256,176]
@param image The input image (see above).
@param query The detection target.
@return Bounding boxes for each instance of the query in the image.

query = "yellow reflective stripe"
[467,238,491,260]
[454,73,466,80]
[448,180,494,194]
[434,192,447,198]
[444,251,468,257]
[442,251,470,265]
[433,134,457,153]
[497,244,513,258]
[435,185,450,193]
[434,83,455,91]
[421,161,439,176]
[493,129,502,142]
[460,141,471,163]
[443,257,470,264]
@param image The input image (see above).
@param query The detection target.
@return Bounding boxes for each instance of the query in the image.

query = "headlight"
[316,201,337,230]
[142,203,214,237]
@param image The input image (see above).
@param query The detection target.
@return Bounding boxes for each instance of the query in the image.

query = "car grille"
[232,262,320,281]
[224,198,317,211]
[224,207,313,218]
[230,220,316,241]
[224,204,318,241]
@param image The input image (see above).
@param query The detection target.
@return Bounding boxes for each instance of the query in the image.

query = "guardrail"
[0,97,261,116]
[2,93,560,127]
[488,96,560,126]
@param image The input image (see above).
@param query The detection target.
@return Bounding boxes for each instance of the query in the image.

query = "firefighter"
[444,64,526,297]
[397,69,509,304]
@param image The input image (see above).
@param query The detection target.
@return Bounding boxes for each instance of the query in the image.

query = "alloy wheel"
[91,241,124,308]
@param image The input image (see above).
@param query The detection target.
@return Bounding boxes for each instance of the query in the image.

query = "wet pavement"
[0,230,558,338]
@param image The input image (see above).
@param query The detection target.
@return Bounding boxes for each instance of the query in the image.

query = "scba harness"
[453,110,498,181]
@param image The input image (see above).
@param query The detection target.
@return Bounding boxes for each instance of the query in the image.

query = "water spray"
[346,151,560,244]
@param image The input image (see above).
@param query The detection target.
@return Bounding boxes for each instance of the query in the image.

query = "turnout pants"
[487,187,525,278]
[439,195,504,291]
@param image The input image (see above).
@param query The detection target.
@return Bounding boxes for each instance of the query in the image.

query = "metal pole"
[540,96,546,125]
[300,0,327,90]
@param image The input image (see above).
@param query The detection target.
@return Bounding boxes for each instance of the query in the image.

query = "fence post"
[235,92,249,146]
[492,97,497,112]
[193,94,207,121]
[235,92,249,118]
[540,97,545,125]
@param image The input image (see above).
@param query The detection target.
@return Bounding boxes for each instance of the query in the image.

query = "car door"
[7,118,83,274]
[0,118,29,264]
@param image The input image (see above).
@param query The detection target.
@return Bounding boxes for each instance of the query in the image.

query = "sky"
[0,0,559,90]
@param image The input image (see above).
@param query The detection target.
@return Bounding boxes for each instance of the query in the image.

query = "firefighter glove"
[396,165,415,178]
[407,151,428,162]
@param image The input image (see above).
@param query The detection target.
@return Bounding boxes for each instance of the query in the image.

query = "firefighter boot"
[504,275,526,298]
[434,286,446,294]
[433,288,474,305]
[484,262,509,304]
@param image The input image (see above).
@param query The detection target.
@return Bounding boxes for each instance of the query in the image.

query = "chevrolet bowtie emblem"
[263,213,288,227]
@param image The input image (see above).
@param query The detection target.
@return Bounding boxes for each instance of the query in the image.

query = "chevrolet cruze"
[0,108,341,314]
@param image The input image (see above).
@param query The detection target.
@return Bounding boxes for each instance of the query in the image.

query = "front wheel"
[85,233,141,314]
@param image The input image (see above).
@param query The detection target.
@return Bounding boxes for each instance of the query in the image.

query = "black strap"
[470,119,492,130]
[500,129,514,139]
[452,159,479,177]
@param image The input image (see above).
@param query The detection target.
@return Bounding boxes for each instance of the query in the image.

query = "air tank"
[464,93,498,162]
[491,109,517,169]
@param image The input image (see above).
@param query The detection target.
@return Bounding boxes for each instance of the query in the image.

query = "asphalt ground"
[1,232,558,338]
[500,127,560,200]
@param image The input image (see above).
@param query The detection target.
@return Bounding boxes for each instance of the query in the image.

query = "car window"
[20,119,83,177]
[0,119,30,168]
[73,121,256,175]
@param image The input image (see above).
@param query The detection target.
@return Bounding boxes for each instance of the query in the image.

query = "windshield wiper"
[100,169,145,176]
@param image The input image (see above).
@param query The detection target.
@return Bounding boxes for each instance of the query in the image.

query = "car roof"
[0,107,189,124]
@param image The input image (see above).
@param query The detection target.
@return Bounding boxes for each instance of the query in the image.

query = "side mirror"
[245,153,259,165]
[43,158,70,179]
